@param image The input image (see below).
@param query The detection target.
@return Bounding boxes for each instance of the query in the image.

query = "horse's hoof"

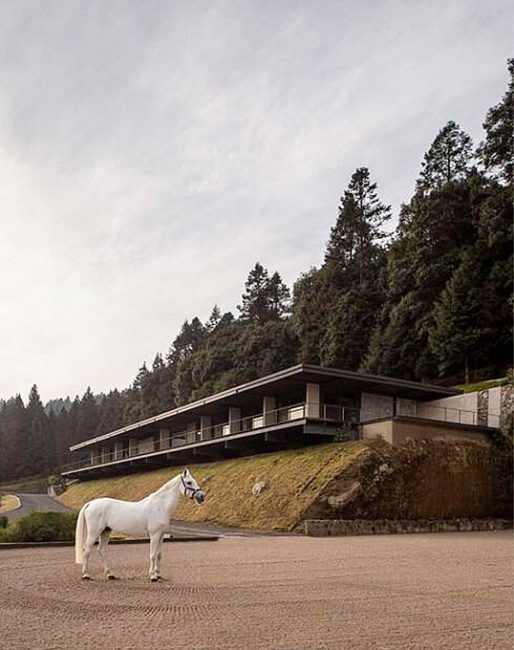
[150,576,158,582]
[82,575,92,581]
[107,574,116,580]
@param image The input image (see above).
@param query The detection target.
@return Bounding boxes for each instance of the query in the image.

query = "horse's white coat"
[74,468,204,581]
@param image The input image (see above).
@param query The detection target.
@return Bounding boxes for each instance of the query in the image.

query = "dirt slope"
[59,439,513,531]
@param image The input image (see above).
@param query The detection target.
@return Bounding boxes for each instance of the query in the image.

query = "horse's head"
[180,468,205,504]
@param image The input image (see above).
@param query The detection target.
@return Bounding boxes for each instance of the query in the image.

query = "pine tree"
[26,385,54,475]
[268,271,291,319]
[291,267,338,364]
[238,263,290,322]
[477,59,514,185]
[317,168,391,370]
[167,318,206,367]
[325,167,391,287]
[76,388,100,443]
[0,396,27,481]
[429,250,486,382]
[96,390,126,436]
[364,125,477,380]
[54,405,72,468]
[206,305,222,331]
[417,121,473,191]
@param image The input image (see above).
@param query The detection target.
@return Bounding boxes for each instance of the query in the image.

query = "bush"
[0,511,78,543]
[0,515,8,529]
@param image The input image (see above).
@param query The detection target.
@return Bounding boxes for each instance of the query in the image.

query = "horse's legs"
[156,547,162,578]
[98,529,115,580]
[82,531,99,579]
[149,532,163,582]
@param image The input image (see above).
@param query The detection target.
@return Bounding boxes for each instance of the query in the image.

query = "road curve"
[6,493,75,520]
[3,495,262,538]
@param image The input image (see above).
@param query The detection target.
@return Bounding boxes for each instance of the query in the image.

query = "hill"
[58,439,512,531]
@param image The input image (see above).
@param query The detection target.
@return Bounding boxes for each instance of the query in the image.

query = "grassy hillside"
[59,442,370,531]
[59,438,513,531]
[455,376,512,393]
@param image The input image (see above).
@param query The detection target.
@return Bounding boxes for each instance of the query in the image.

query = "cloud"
[0,0,511,400]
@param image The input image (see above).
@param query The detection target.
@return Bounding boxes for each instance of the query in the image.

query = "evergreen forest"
[1,61,512,483]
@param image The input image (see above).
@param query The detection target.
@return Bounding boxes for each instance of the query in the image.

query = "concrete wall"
[419,383,513,434]
[362,417,490,446]
[417,393,477,425]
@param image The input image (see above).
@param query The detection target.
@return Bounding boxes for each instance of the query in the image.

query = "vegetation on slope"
[58,437,513,531]
[0,512,77,543]
[59,442,370,531]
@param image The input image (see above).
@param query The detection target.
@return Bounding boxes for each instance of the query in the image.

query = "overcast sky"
[0,0,511,403]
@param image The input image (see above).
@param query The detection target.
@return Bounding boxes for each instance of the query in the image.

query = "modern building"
[62,364,494,480]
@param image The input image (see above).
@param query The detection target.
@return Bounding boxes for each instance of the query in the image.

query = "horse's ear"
[182,468,188,477]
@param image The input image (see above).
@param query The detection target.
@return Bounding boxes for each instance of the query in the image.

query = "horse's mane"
[148,472,181,498]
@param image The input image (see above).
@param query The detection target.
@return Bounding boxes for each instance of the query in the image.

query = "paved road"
[5,493,75,520]
[4,494,262,538]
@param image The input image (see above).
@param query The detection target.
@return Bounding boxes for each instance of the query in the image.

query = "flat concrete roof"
[70,364,460,451]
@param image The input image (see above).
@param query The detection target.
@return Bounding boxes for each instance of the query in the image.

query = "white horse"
[75,468,204,581]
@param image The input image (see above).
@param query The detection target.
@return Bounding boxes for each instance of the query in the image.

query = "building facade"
[62,364,494,480]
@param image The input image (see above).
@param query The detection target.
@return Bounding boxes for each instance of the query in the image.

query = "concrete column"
[305,383,320,419]
[229,407,241,434]
[200,416,212,440]
[488,387,501,428]
[263,396,276,426]
[186,422,197,444]
[114,441,124,460]
[129,438,138,456]
[159,429,170,449]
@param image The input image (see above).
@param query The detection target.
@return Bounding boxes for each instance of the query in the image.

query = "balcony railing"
[62,402,359,474]
[414,404,479,426]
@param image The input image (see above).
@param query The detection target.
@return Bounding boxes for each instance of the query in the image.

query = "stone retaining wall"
[304,518,513,536]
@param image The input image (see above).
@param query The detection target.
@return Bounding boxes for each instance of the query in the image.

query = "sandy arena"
[0,531,512,650]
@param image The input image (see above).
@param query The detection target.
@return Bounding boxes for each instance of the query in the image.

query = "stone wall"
[304,518,513,536]
[499,384,513,435]
[362,417,490,446]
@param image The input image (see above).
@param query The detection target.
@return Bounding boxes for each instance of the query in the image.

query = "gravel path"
[0,531,512,650]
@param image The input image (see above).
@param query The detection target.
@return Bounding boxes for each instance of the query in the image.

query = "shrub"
[0,511,78,543]
[0,515,8,529]
[334,423,359,442]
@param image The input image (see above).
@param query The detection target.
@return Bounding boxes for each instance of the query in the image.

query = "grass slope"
[0,494,20,515]
[59,442,371,531]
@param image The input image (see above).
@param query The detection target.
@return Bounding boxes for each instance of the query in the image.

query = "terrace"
[62,364,490,480]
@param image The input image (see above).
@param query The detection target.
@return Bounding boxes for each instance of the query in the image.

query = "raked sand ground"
[0,531,512,650]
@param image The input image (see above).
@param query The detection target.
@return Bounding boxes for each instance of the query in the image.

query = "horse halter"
[181,474,203,500]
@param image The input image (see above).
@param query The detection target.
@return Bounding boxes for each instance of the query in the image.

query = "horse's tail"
[75,503,89,564]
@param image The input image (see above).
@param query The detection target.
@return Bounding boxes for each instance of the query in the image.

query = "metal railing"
[62,402,359,474]
[414,404,478,426]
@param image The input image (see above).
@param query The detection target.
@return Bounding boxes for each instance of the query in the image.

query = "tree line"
[1,61,511,482]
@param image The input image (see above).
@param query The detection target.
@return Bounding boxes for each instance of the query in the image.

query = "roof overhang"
[70,364,460,451]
